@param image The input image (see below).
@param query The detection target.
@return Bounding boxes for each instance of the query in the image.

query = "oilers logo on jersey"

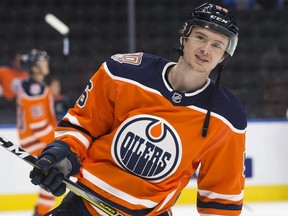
[112,114,182,182]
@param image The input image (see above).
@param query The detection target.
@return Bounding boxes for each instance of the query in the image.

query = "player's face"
[182,26,228,73]
[36,57,50,76]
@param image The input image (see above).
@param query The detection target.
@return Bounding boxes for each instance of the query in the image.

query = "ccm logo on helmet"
[112,115,182,182]
[210,15,228,24]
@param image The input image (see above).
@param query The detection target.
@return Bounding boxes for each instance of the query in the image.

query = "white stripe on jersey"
[104,62,162,96]
[23,142,46,154]
[156,187,178,212]
[20,135,38,145]
[198,189,244,202]
[55,130,90,149]
[29,119,48,129]
[64,112,82,127]
[188,105,247,134]
[82,168,158,208]
[32,124,54,138]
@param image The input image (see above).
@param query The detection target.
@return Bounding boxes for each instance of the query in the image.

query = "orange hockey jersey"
[55,53,247,215]
[0,66,28,100]
[17,79,57,156]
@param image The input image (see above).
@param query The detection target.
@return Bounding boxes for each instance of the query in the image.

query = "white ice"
[0,201,287,215]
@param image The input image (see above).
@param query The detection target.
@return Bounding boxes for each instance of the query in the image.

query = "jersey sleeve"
[54,63,116,159]
[196,130,246,215]
[0,67,28,100]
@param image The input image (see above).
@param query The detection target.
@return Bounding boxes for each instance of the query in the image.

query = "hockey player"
[48,77,70,122]
[0,52,28,101]
[16,49,57,216]
[30,3,247,216]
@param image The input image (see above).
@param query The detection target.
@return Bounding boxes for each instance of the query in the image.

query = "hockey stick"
[0,136,123,216]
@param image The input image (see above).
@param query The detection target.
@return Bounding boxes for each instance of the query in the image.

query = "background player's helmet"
[180,2,239,56]
[21,49,50,72]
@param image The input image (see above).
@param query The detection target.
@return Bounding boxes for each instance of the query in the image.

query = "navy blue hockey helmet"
[180,2,239,56]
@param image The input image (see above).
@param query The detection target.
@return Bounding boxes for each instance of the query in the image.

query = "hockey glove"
[30,140,81,196]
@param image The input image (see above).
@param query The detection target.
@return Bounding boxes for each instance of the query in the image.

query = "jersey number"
[111,52,143,65]
[77,80,93,108]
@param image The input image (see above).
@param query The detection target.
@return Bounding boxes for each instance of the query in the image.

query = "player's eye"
[195,35,206,42]
[212,42,222,49]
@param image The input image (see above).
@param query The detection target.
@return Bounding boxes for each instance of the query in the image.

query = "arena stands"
[0,0,287,123]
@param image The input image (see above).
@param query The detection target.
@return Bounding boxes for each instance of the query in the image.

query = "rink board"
[0,121,288,210]
[0,185,288,211]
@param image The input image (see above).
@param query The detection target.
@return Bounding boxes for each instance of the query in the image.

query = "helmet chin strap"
[201,64,221,137]
[201,57,230,137]
[173,35,231,137]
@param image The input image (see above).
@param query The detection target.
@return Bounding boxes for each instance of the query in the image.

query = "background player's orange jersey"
[17,79,57,156]
[0,66,28,100]
[55,53,247,215]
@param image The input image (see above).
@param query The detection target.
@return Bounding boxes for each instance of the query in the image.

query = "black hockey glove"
[30,140,81,196]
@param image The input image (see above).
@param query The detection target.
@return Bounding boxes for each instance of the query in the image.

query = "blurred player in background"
[16,49,57,216]
[0,52,28,101]
[29,2,247,216]
[48,77,69,122]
